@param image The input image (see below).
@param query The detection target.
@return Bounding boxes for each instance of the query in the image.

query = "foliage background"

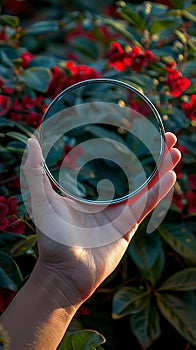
[0,0,196,349]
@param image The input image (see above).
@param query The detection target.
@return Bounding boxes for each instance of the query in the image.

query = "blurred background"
[0,0,195,349]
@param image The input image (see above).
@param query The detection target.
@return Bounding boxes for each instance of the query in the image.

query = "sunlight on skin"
[0,132,181,350]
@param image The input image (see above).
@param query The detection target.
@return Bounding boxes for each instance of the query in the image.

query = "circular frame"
[40,78,165,205]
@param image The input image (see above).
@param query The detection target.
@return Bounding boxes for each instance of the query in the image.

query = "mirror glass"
[39,78,165,204]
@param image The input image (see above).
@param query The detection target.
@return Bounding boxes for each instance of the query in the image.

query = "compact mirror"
[39,78,165,204]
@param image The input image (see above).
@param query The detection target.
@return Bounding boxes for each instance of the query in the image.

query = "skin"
[0,132,181,350]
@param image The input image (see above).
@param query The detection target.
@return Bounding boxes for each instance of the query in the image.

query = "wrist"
[31,258,84,311]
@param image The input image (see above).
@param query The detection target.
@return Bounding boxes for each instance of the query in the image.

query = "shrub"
[0,0,196,349]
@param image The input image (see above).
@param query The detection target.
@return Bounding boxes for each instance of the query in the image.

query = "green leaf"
[23,20,59,35]
[7,140,26,154]
[19,67,51,92]
[175,29,187,44]
[175,29,196,53]
[84,125,126,145]
[58,330,105,350]
[151,45,174,57]
[104,18,141,46]
[0,15,20,27]
[182,9,196,22]
[159,268,196,291]
[156,292,196,346]
[112,287,150,319]
[128,227,165,285]
[168,0,183,9]
[71,37,99,59]
[6,131,28,144]
[186,4,196,16]
[0,251,23,291]
[131,301,161,349]
[158,224,196,265]
[187,38,196,53]
[142,2,168,16]
[0,232,24,250]
[12,120,35,136]
[10,235,37,257]
[0,50,14,70]
[182,60,196,77]
[30,55,60,68]
[149,19,180,35]
[118,6,146,30]
[127,74,154,94]
[0,118,14,128]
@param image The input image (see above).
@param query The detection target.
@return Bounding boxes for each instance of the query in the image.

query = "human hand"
[23,132,181,303]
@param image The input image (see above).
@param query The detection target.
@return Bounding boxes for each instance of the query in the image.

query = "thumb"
[23,138,54,204]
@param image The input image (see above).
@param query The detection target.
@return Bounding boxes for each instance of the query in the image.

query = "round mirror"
[39,78,165,204]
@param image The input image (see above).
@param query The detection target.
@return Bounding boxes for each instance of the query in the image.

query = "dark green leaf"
[142,2,168,16]
[30,55,60,68]
[0,15,20,27]
[84,125,126,145]
[187,39,196,53]
[131,300,161,349]
[175,29,187,44]
[0,46,19,60]
[58,330,105,350]
[149,19,180,35]
[151,45,175,57]
[6,140,26,154]
[127,74,154,94]
[23,20,59,35]
[0,251,23,291]
[12,120,35,136]
[0,118,14,128]
[0,232,24,250]
[159,268,196,291]
[128,228,165,285]
[158,224,196,265]
[19,67,51,92]
[168,0,183,9]
[163,106,189,133]
[182,9,196,22]
[129,229,161,269]
[118,76,144,93]
[71,38,99,59]
[104,18,141,45]
[118,6,145,30]
[156,292,196,346]
[112,286,150,319]
[0,50,14,69]
[10,235,37,257]
[6,131,28,144]
[175,29,196,53]
[182,61,196,77]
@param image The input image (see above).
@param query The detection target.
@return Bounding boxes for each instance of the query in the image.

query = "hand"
[0,132,181,350]
[23,132,181,302]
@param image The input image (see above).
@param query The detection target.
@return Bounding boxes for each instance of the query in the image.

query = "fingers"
[127,145,181,206]
[159,132,180,174]
[145,131,181,191]
[158,147,181,177]
[134,170,177,225]
[107,169,176,242]
[164,132,177,150]
[23,138,55,204]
